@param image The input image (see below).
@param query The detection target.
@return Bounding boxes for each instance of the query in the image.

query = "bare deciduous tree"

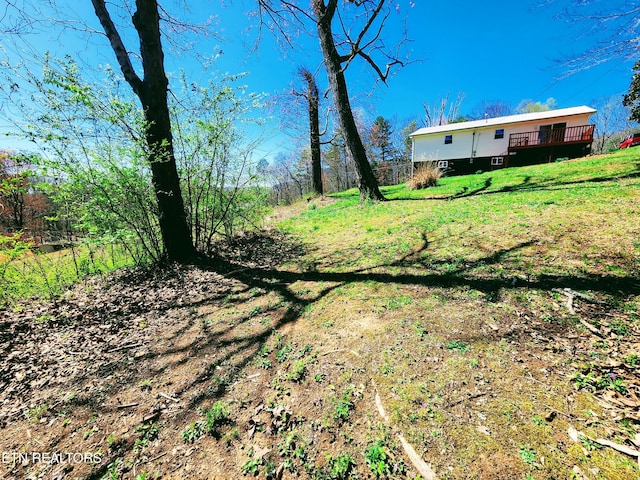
[423,92,465,127]
[90,0,195,263]
[298,67,323,196]
[258,0,411,201]
[553,1,640,75]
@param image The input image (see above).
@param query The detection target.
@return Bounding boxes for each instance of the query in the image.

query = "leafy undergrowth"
[1,152,640,480]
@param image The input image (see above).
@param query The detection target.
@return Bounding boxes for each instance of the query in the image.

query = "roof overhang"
[409,106,597,138]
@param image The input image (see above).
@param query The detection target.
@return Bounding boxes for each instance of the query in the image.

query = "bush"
[407,161,442,189]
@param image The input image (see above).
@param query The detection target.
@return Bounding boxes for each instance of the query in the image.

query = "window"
[444,135,452,144]
[491,157,504,166]
[494,129,504,139]
[437,160,449,169]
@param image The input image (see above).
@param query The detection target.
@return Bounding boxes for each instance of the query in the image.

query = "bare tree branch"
[90,0,143,96]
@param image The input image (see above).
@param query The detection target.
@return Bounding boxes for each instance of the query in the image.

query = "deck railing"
[508,124,595,149]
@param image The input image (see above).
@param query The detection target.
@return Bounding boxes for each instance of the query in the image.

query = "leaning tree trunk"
[92,0,195,263]
[312,0,385,202]
[300,68,323,196]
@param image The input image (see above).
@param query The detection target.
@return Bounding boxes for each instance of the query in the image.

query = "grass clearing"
[1,151,640,479]
[0,241,134,306]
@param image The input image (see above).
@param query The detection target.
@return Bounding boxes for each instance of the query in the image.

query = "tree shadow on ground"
[5,229,639,479]
[383,161,640,202]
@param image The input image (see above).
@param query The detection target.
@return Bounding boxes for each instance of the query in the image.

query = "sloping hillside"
[1,152,639,480]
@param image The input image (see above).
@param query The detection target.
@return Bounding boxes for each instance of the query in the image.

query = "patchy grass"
[1,152,640,479]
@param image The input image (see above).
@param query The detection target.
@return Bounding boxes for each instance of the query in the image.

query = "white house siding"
[410,107,596,171]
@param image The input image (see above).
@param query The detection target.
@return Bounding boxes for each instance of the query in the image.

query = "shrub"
[407,161,442,189]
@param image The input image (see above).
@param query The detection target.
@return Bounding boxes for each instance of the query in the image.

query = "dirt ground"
[1,231,639,480]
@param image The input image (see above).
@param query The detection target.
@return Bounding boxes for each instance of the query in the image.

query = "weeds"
[518,445,537,466]
[314,453,357,480]
[446,340,470,353]
[181,401,231,443]
[407,161,442,190]
[364,439,405,478]
[332,387,355,421]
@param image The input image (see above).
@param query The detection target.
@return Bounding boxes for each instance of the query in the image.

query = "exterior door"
[552,122,566,143]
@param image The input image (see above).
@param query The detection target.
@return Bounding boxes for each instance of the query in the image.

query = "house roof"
[409,106,597,137]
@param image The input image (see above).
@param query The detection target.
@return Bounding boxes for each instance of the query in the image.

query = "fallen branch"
[142,451,168,464]
[158,392,179,403]
[372,380,438,479]
[398,434,438,480]
[116,402,139,409]
[553,287,607,305]
[578,318,603,337]
[594,438,640,459]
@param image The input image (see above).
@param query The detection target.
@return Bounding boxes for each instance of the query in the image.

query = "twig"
[594,438,640,458]
[445,393,487,408]
[107,342,143,353]
[320,348,360,357]
[398,434,438,480]
[553,287,607,305]
[142,451,168,464]
[116,402,139,409]
[578,318,603,337]
[158,392,179,403]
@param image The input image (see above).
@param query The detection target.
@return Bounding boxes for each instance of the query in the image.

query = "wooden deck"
[508,124,595,151]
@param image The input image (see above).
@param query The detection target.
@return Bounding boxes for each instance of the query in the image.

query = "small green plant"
[446,340,470,353]
[83,426,98,440]
[532,415,544,426]
[26,403,48,423]
[278,432,307,473]
[317,453,357,480]
[579,435,603,452]
[518,445,536,466]
[573,371,627,394]
[181,421,206,444]
[276,344,293,363]
[387,296,412,310]
[204,401,230,437]
[333,387,355,421]
[241,456,262,475]
[101,457,125,480]
[625,353,639,366]
[364,440,404,478]
[610,320,629,336]
[138,379,152,391]
[287,360,307,382]
[257,357,273,369]
[314,373,325,383]
[414,321,427,338]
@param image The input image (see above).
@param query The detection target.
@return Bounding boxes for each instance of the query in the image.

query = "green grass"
[0,241,135,306]
[274,151,640,479]
[280,152,640,283]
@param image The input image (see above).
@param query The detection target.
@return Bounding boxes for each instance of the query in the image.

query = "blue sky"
[0,0,636,158]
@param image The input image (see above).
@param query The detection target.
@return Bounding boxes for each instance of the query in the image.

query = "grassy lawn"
[1,150,639,479]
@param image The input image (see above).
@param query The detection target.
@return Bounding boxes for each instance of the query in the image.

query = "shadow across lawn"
[379,161,640,202]
[7,229,639,480]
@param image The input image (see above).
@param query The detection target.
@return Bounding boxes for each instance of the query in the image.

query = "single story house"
[409,106,596,175]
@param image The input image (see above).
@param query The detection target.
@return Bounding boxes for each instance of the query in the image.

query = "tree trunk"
[300,68,323,196]
[312,0,385,202]
[92,0,195,263]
